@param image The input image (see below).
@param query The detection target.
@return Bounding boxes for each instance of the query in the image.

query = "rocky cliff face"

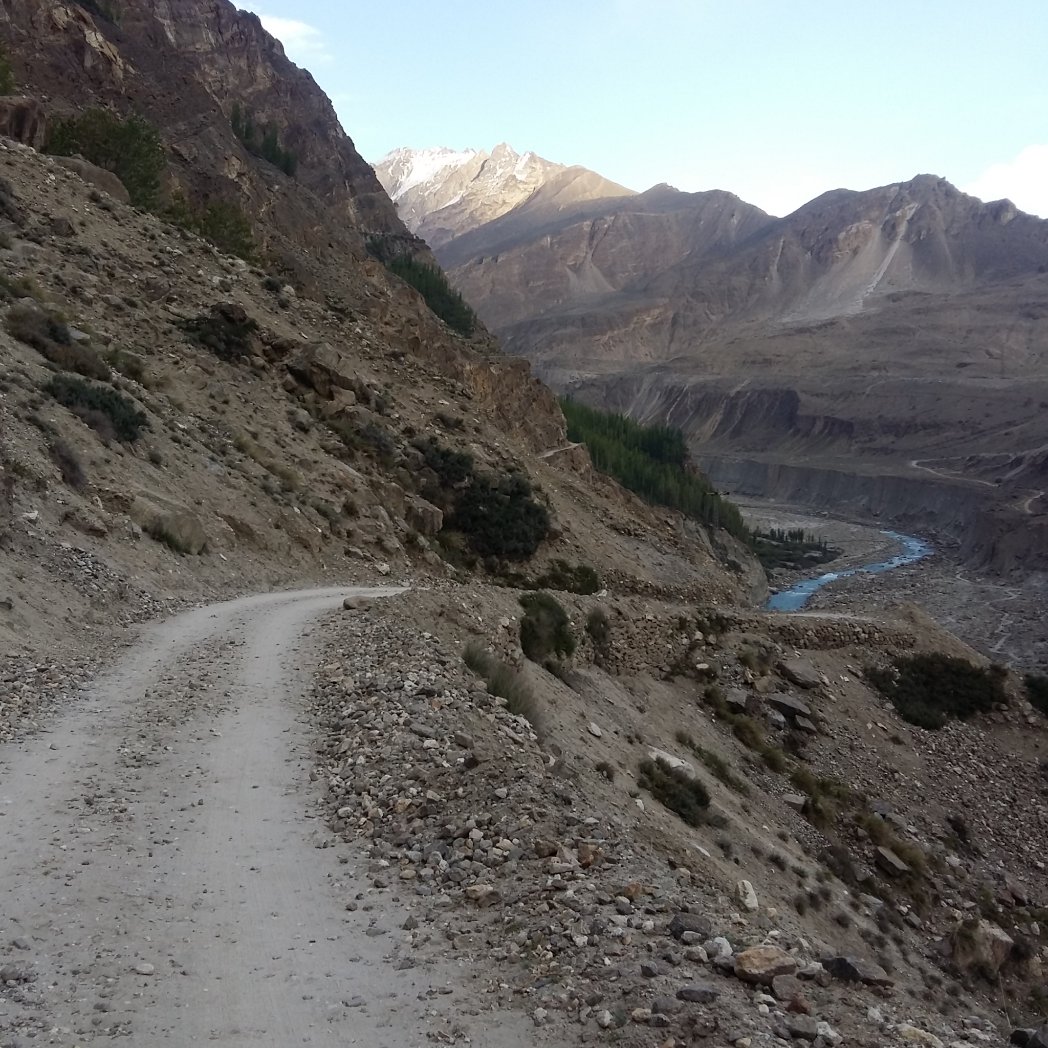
[0,0,418,282]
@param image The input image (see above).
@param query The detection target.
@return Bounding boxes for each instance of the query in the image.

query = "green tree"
[0,45,14,95]
[46,109,165,210]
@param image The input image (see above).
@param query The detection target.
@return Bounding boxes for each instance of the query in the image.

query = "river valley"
[739,499,1048,671]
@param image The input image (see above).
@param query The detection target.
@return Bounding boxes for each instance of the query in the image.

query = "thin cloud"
[966,145,1048,218]
[238,4,331,65]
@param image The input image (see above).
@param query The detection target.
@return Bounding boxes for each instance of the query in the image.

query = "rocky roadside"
[308,595,1036,1048]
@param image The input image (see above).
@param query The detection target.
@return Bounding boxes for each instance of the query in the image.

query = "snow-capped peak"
[377,146,479,202]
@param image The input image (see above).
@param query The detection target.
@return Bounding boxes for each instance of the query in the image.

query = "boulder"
[767,692,812,719]
[405,496,443,537]
[771,973,806,1003]
[54,155,130,204]
[725,687,754,715]
[736,879,759,912]
[287,342,358,399]
[779,658,824,689]
[668,913,712,940]
[786,1015,819,1041]
[896,1024,944,1048]
[874,846,911,877]
[821,955,894,986]
[950,918,1015,977]
[734,945,798,984]
[0,97,47,150]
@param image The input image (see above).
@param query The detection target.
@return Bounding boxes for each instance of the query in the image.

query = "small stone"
[668,913,712,940]
[676,983,719,1004]
[821,955,893,987]
[786,1015,819,1041]
[133,963,155,976]
[896,1024,945,1048]
[736,879,759,912]
[588,722,603,738]
[734,945,797,984]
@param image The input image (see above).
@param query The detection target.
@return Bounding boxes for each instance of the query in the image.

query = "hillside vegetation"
[561,398,748,539]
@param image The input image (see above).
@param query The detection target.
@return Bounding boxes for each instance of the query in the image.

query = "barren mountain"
[0,7,1047,1048]
[375,143,631,249]
[395,153,1048,572]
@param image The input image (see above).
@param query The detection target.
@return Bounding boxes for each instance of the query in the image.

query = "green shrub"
[106,347,146,384]
[78,0,121,20]
[165,193,256,260]
[519,591,575,663]
[1025,673,1048,717]
[452,470,550,560]
[638,757,711,827]
[462,643,543,732]
[49,439,87,490]
[145,518,192,554]
[676,731,749,795]
[384,254,477,336]
[181,303,258,361]
[560,397,748,540]
[0,45,14,95]
[534,559,601,595]
[231,103,298,176]
[0,274,38,302]
[5,304,109,380]
[413,436,475,488]
[586,607,611,647]
[867,654,1008,729]
[44,374,148,442]
[46,109,164,210]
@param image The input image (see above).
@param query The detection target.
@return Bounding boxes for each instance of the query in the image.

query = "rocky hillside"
[0,0,758,661]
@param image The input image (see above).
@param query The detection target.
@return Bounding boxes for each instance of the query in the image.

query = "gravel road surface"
[0,587,535,1047]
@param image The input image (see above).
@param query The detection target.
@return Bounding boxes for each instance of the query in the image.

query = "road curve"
[0,586,532,1047]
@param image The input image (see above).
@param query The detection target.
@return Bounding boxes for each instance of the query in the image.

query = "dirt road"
[0,587,535,1047]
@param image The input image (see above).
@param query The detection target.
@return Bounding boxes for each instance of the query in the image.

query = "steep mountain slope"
[374,143,631,249]
[0,0,424,285]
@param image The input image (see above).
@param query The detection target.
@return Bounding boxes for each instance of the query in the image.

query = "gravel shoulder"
[0,586,537,1047]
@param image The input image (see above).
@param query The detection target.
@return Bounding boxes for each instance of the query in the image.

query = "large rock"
[779,658,824,689]
[896,1024,944,1048]
[767,692,812,719]
[54,155,130,204]
[734,945,798,984]
[874,846,911,877]
[950,918,1015,977]
[821,955,894,986]
[287,342,359,400]
[668,913,712,940]
[0,97,47,149]
[405,497,443,537]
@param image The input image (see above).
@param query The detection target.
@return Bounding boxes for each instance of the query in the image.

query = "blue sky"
[239,1,1048,217]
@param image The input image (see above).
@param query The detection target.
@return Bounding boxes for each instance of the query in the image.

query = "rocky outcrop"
[0,96,46,148]
[0,0,414,284]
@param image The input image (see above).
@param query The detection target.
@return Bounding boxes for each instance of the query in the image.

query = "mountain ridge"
[381,144,1048,573]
